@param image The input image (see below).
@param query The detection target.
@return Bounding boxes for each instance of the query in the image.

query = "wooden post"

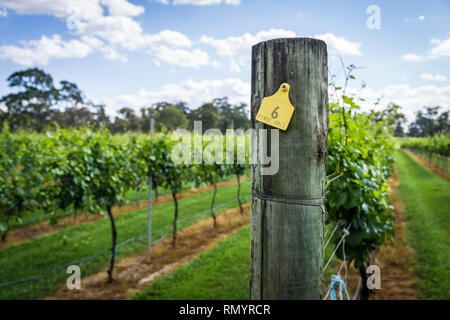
[250,38,328,300]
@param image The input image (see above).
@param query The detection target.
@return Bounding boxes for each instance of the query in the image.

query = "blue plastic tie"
[328,275,350,300]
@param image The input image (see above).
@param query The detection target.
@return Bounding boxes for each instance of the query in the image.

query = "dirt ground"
[330,169,419,300]
[44,204,250,300]
[404,150,450,181]
[0,177,249,250]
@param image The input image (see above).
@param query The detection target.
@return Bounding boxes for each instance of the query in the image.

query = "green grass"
[0,180,251,299]
[133,225,252,300]
[395,150,450,299]
[132,224,338,300]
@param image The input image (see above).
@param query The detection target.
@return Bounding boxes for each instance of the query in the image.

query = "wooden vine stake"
[250,38,328,299]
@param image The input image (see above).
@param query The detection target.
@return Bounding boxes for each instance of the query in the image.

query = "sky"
[0,0,449,122]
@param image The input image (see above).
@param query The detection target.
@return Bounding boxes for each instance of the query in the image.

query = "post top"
[251,37,327,51]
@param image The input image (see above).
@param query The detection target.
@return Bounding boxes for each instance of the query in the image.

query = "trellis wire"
[353,277,362,300]
[324,220,342,250]
[323,224,351,273]
[0,196,248,290]
[323,224,350,300]
[326,173,344,186]
[11,174,247,231]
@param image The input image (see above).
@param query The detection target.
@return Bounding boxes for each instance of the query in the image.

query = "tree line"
[407,106,449,137]
[0,68,251,133]
[367,103,449,137]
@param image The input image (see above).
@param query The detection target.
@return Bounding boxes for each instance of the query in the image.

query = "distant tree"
[215,97,250,132]
[408,106,449,137]
[58,80,85,107]
[188,102,220,131]
[155,105,188,131]
[153,101,189,115]
[1,68,58,131]
[50,107,96,128]
[173,101,190,115]
[393,123,405,137]
[1,69,255,133]
[112,107,140,132]
[92,103,111,128]
[369,103,406,135]
[0,68,90,131]
[137,107,155,132]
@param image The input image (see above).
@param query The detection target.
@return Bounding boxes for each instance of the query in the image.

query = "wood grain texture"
[250,38,328,300]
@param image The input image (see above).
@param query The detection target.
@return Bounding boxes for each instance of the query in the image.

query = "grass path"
[47,205,251,300]
[133,150,450,300]
[0,180,250,299]
[132,225,252,300]
[132,224,339,300]
[395,150,450,299]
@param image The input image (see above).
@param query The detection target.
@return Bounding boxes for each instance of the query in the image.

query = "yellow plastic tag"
[255,83,294,130]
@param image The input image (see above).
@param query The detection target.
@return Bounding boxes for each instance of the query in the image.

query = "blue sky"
[0,0,449,121]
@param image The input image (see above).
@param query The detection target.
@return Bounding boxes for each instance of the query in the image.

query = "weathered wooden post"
[250,38,328,300]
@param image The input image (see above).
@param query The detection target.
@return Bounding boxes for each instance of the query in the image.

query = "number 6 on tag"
[256,83,294,130]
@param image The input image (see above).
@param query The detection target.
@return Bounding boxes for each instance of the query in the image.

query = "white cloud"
[430,37,450,57]
[172,0,240,5]
[430,38,440,45]
[0,0,102,20]
[418,15,425,20]
[104,78,250,114]
[80,35,128,62]
[73,14,193,52]
[421,74,447,81]
[174,0,221,4]
[153,46,219,68]
[343,84,450,122]
[403,36,450,61]
[0,8,7,16]
[0,0,205,68]
[0,34,92,66]
[0,0,144,20]
[201,30,361,72]
[100,0,145,16]
[314,33,362,56]
[101,46,128,62]
[402,53,429,62]
[200,28,296,72]
[68,13,196,62]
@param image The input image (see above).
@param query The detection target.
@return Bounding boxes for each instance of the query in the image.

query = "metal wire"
[324,220,342,250]
[251,193,325,207]
[0,196,248,290]
[353,277,362,300]
[12,175,244,231]
[326,173,344,186]
[323,224,351,272]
